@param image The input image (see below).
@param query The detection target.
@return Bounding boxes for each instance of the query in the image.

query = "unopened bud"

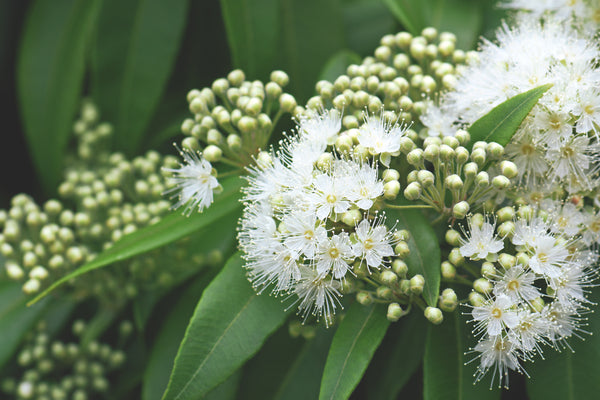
[452,201,469,219]
[492,175,510,190]
[469,291,485,307]
[410,274,425,294]
[486,142,504,159]
[417,170,435,188]
[279,94,297,113]
[424,307,443,325]
[383,180,401,200]
[203,145,222,162]
[448,248,464,266]
[357,291,373,305]
[376,286,393,300]
[445,174,463,190]
[341,209,362,226]
[473,278,493,294]
[392,259,408,277]
[471,148,486,166]
[439,288,458,312]
[463,162,478,178]
[387,303,404,321]
[404,182,422,201]
[498,253,516,269]
[441,261,456,279]
[445,229,461,246]
[380,270,398,286]
[383,169,400,182]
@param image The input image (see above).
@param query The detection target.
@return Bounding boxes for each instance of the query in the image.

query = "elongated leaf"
[526,289,600,400]
[467,84,552,149]
[427,0,482,50]
[424,311,500,400]
[342,0,396,56]
[220,0,279,80]
[162,252,291,400]
[29,176,244,306]
[389,208,441,307]
[17,0,101,192]
[274,330,335,400]
[142,273,214,400]
[91,0,189,154]
[382,0,427,35]
[366,311,428,400]
[204,369,242,400]
[319,51,362,83]
[319,303,390,400]
[0,281,48,369]
[280,0,346,102]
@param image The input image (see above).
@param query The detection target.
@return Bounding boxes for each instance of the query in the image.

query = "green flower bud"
[357,291,373,306]
[500,161,518,179]
[498,253,516,269]
[392,259,408,277]
[470,147,486,166]
[376,286,393,300]
[440,261,456,279]
[516,252,529,266]
[203,145,223,162]
[486,142,504,159]
[439,144,455,161]
[479,262,495,279]
[496,206,515,223]
[399,279,411,294]
[497,221,515,238]
[399,137,416,154]
[341,209,362,226]
[404,182,422,201]
[452,201,470,219]
[469,291,485,307]
[445,229,461,246]
[439,288,458,312]
[270,70,289,87]
[530,297,545,313]
[445,174,463,190]
[417,170,435,188]
[29,266,48,281]
[492,175,510,190]
[382,169,400,182]
[473,278,493,294]
[380,270,398,286]
[387,303,404,322]
[423,144,440,162]
[279,94,297,113]
[424,306,443,325]
[394,241,410,258]
[383,180,401,200]
[475,171,490,187]
[394,229,410,242]
[438,40,455,57]
[448,248,464,266]
[211,78,229,96]
[23,279,41,294]
[6,262,24,280]
[227,69,245,86]
[420,75,436,93]
[463,162,478,178]
[409,274,425,294]
[335,135,354,153]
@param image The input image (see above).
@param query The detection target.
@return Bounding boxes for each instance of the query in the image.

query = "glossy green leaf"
[424,311,500,400]
[389,208,441,307]
[381,0,425,35]
[526,289,600,400]
[142,273,214,400]
[274,330,335,400]
[204,369,242,400]
[0,281,49,369]
[162,252,291,400]
[280,0,346,102]
[342,0,396,56]
[467,84,553,150]
[319,303,390,400]
[319,51,362,83]
[366,311,428,400]
[17,0,101,192]
[28,176,244,306]
[219,0,279,81]
[91,0,189,154]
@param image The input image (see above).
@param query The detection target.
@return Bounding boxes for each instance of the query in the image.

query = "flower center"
[521,143,535,155]
[326,194,337,204]
[507,280,520,291]
[585,104,595,115]
[328,247,340,259]
[304,230,314,240]
[537,252,548,263]
[359,187,370,197]
[561,146,574,158]
[491,307,502,319]
[590,220,600,232]
[364,238,374,250]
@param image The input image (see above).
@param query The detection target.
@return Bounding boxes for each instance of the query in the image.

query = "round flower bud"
[497,221,515,238]
[6,262,24,280]
[392,259,408,277]
[498,253,516,269]
[417,170,435,188]
[500,161,518,179]
[227,69,245,86]
[439,288,458,312]
[470,148,486,166]
[473,278,493,294]
[475,171,489,187]
[270,70,289,87]
[376,286,393,300]
[23,279,41,294]
[454,129,470,145]
[445,174,463,190]
[480,262,496,278]
[407,170,418,184]
[448,248,464,266]
[442,74,457,89]
[492,175,510,190]
[530,297,545,313]
[463,162,478,179]
[420,75,436,93]
[279,94,297,113]
[382,169,400,182]
[356,291,373,306]
[409,274,425,294]
[424,307,444,325]
[438,40,455,57]
[395,229,410,242]
[226,134,242,152]
[486,142,504,159]
[423,144,440,162]
[17,381,34,399]
[404,182,422,201]
[496,206,515,223]
[203,145,223,162]
[394,241,410,258]
[341,209,362,226]
[445,229,461,246]
[29,266,48,280]
[407,149,424,167]
[469,291,485,307]
[399,137,416,154]
[516,252,529,266]
[383,180,401,200]
[380,270,398,286]
[387,303,404,322]
[335,135,353,153]
[439,144,455,161]
[441,261,456,279]
[452,201,469,219]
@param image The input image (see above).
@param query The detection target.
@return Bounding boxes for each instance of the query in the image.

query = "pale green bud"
[376,286,393,300]
[498,253,516,269]
[492,175,510,190]
[469,291,485,307]
[475,171,489,187]
[516,252,529,266]
[424,307,443,325]
[335,135,354,153]
[454,129,470,146]
[357,291,373,305]
[410,274,425,294]
[380,270,398,286]
[271,70,289,87]
[452,201,469,219]
[486,142,504,159]
[463,162,478,178]
[396,31,413,48]
[497,221,515,238]
[417,170,435,188]
[473,278,493,294]
[6,262,24,280]
[392,259,408,277]
[439,144,455,161]
[399,279,411,294]
[404,182,422,201]
[383,180,401,200]
[500,161,518,179]
[530,297,545,313]
[420,75,436,93]
[387,303,404,322]
[445,174,463,190]
[341,209,362,226]
[23,279,41,294]
[211,78,229,95]
[394,241,410,258]
[423,144,440,162]
[471,148,486,166]
[203,145,222,162]
[448,248,464,266]
[227,134,242,151]
[393,53,410,70]
[497,206,515,222]
[481,262,496,278]
[440,288,458,312]
[399,137,416,153]
[383,169,400,182]
[441,261,456,279]
[227,69,245,86]
[279,94,297,113]
[29,266,48,280]
[445,229,461,246]
[438,40,455,57]
[407,170,418,184]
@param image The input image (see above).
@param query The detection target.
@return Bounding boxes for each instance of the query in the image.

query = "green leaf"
[219,0,279,81]
[426,0,482,50]
[28,176,244,306]
[91,0,189,154]
[388,208,441,307]
[467,84,553,150]
[319,303,390,400]
[366,311,428,400]
[0,281,49,369]
[381,0,427,35]
[526,288,600,400]
[274,330,335,400]
[341,0,396,56]
[162,252,291,400]
[17,0,101,193]
[142,273,215,400]
[318,51,362,83]
[280,0,346,102]
[204,369,242,400]
[423,311,500,400]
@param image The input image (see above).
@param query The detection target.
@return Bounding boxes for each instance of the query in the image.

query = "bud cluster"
[1,319,127,400]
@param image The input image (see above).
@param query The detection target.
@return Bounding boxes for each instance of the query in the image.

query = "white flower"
[492,265,540,303]
[511,217,550,247]
[352,218,395,270]
[298,108,341,146]
[472,294,520,336]
[306,173,351,220]
[163,148,219,215]
[528,235,569,278]
[315,233,354,279]
[344,162,384,210]
[294,266,342,326]
[460,218,504,260]
[357,114,406,166]
[282,211,327,258]
[473,336,524,389]
[508,310,547,354]
[546,135,600,190]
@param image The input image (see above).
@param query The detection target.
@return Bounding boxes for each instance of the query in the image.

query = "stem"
[217,168,245,178]
[384,203,434,210]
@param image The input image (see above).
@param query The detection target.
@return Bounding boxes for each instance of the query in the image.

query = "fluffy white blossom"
[459,218,504,260]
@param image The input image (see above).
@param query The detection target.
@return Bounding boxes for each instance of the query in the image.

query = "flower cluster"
[239,109,404,324]
[423,18,600,192]
[454,206,598,388]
